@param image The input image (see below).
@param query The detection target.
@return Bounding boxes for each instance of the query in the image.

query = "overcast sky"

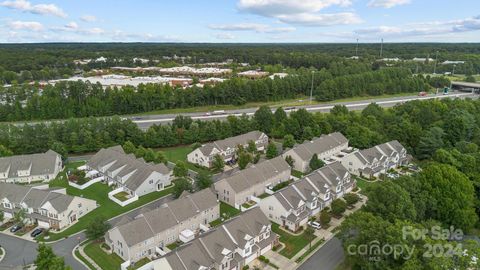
[0,0,479,43]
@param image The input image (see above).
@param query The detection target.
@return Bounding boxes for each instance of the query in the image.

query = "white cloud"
[64,21,78,29]
[277,12,362,26]
[238,0,352,16]
[1,0,67,17]
[367,0,411,8]
[236,0,360,26]
[215,33,235,40]
[208,23,295,33]
[80,15,97,22]
[8,20,44,31]
[354,15,480,38]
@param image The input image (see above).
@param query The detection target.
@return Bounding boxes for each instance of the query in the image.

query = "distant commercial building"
[442,60,465,65]
[0,150,62,184]
[237,70,270,79]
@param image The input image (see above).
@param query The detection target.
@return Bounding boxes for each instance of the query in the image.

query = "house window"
[149,179,154,184]
[268,206,274,211]
[78,203,82,208]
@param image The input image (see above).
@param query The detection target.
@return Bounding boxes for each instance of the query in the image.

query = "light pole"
[433,50,439,74]
[310,71,314,104]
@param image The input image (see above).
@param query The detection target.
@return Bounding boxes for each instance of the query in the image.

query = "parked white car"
[308,221,322,230]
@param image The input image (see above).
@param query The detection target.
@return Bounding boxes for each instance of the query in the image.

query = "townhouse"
[282,132,349,173]
[0,183,96,230]
[187,131,268,168]
[105,188,220,263]
[341,140,410,178]
[0,150,63,184]
[86,146,172,197]
[143,207,277,270]
[259,162,355,232]
[214,156,291,208]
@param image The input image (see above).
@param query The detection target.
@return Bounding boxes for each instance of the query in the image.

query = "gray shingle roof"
[0,150,60,179]
[287,132,347,161]
[165,207,272,270]
[0,183,77,213]
[219,156,290,193]
[198,131,266,156]
[111,188,218,247]
[87,146,171,191]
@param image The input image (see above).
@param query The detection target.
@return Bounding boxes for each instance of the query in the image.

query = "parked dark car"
[9,224,23,233]
[30,228,44,238]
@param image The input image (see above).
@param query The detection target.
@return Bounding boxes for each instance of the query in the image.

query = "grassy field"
[272,223,316,259]
[84,241,124,270]
[210,202,241,227]
[158,145,211,175]
[74,249,96,270]
[44,163,174,241]
[354,176,376,194]
[132,92,420,117]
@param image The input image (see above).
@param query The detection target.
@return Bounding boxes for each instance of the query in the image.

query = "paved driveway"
[0,193,175,270]
[297,237,345,270]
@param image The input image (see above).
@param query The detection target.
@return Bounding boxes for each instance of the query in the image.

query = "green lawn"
[113,191,130,202]
[220,202,241,219]
[258,193,271,199]
[166,242,179,251]
[44,168,174,241]
[272,223,316,259]
[84,241,124,270]
[130,257,151,269]
[74,250,96,270]
[354,176,376,194]
[295,238,325,263]
[291,170,305,179]
[158,145,211,175]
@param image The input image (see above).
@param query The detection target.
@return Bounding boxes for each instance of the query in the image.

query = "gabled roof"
[287,132,347,161]
[164,208,272,270]
[357,140,407,165]
[0,183,81,213]
[110,188,218,247]
[197,131,266,156]
[87,146,171,191]
[217,156,290,193]
[0,150,60,178]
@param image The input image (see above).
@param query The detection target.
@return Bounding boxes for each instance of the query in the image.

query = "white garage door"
[38,220,50,229]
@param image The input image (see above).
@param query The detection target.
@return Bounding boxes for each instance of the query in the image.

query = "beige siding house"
[282,132,349,173]
[86,146,172,197]
[187,131,268,168]
[214,156,291,208]
[106,188,220,263]
[141,208,278,270]
[259,162,355,232]
[0,183,96,230]
[341,140,410,178]
[0,150,63,184]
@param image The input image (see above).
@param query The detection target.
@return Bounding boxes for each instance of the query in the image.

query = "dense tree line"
[0,67,436,121]
[1,43,479,83]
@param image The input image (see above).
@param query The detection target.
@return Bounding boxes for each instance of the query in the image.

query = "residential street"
[0,193,175,270]
[297,237,345,270]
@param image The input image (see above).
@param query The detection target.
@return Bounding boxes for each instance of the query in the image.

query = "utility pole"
[355,38,359,57]
[310,71,314,104]
[380,38,384,58]
[433,50,439,74]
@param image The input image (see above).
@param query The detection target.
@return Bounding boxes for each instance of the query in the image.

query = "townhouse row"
[0,183,96,230]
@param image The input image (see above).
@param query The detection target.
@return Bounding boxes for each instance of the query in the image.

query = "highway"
[130,92,477,129]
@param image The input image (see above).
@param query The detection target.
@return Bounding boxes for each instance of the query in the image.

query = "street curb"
[0,247,5,263]
[293,235,334,270]
[0,231,36,243]
[72,241,96,270]
[44,192,175,244]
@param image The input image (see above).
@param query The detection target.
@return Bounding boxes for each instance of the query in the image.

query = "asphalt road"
[297,237,345,270]
[0,193,174,270]
[131,92,478,129]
